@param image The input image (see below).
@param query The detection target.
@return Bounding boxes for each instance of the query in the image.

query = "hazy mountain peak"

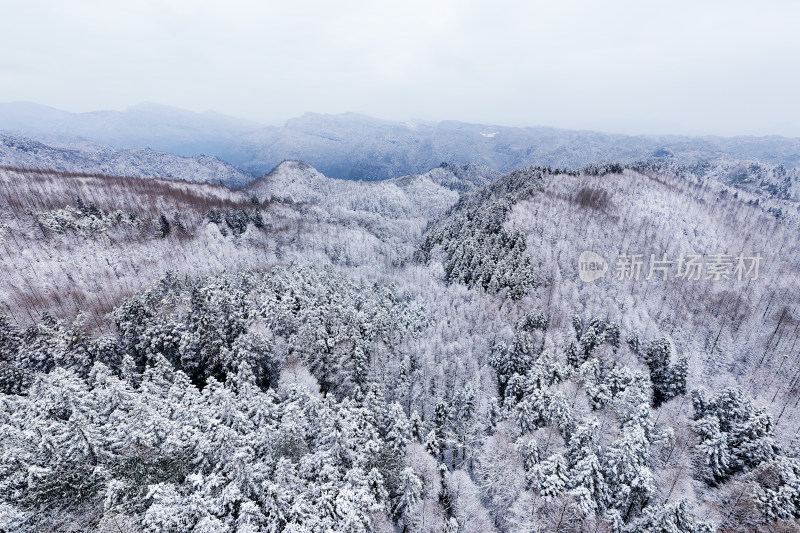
[0,101,71,132]
[126,101,193,114]
[4,103,800,181]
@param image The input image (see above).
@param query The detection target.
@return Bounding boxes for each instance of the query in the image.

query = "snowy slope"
[0,135,253,186]
[246,160,481,213]
[1,159,800,532]
[243,160,501,259]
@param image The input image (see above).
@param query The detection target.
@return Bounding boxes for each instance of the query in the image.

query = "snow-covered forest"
[1,154,799,533]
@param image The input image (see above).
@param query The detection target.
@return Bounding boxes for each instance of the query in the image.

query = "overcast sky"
[1,0,799,136]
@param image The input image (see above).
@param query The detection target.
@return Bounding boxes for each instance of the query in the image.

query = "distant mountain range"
[229,113,800,179]
[0,102,261,158]
[2,102,800,181]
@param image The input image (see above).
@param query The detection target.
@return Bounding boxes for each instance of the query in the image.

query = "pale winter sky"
[1,0,799,136]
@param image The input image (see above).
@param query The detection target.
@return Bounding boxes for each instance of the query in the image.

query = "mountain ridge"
[0,134,252,186]
[4,102,800,181]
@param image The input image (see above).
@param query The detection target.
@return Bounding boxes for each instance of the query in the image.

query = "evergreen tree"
[533,453,569,501]
[624,499,713,533]
[691,387,777,483]
[755,457,800,521]
[394,467,423,532]
[603,425,654,519]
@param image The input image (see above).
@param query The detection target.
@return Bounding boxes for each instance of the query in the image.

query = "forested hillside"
[0,135,252,187]
[1,159,799,532]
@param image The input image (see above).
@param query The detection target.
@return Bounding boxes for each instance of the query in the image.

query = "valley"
[1,151,798,531]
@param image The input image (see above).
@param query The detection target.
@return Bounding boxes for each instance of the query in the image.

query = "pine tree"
[624,499,713,533]
[394,467,423,531]
[603,425,654,519]
[566,315,620,367]
[533,453,569,501]
[514,391,547,433]
[694,416,731,483]
[425,427,442,460]
[569,452,609,516]
[157,213,171,238]
[755,457,800,521]
[517,438,540,473]
[639,338,687,407]
[691,387,777,483]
